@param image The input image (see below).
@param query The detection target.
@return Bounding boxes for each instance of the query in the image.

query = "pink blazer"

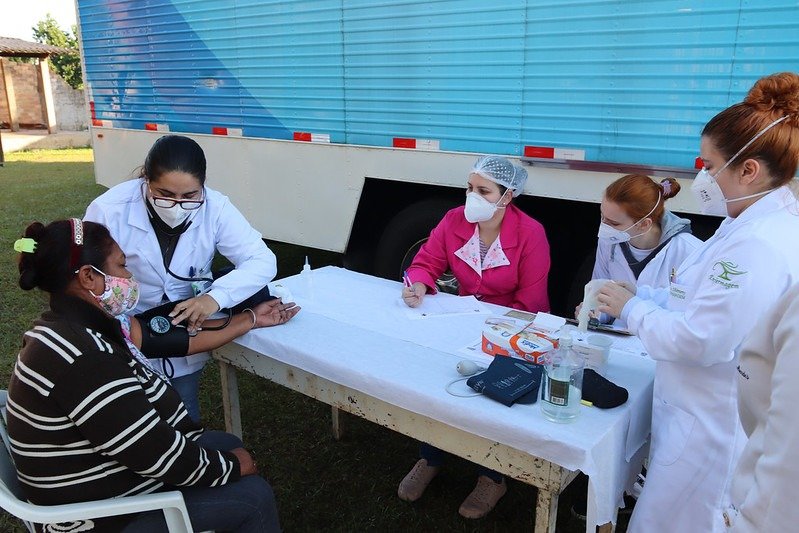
[407,204,550,312]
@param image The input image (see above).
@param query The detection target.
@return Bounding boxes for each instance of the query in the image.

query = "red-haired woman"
[594,174,702,290]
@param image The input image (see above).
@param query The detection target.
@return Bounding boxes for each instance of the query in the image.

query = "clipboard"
[563,317,634,336]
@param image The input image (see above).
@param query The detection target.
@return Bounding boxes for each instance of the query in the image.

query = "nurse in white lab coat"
[85,135,277,422]
[593,175,702,291]
[595,72,799,532]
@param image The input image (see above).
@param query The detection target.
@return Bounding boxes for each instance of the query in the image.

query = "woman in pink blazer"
[398,155,551,518]
[402,156,550,313]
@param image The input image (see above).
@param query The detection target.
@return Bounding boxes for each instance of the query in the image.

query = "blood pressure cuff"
[133,300,191,358]
[467,356,544,407]
[213,265,276,314]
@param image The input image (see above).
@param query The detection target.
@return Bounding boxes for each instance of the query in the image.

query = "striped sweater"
[6,294,240,531]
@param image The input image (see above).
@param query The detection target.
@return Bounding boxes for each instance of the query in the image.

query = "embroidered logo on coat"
[709,260,746,289]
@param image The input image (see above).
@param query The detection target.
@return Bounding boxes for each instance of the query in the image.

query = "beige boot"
[397,459,440,502]
[458,475,507,519]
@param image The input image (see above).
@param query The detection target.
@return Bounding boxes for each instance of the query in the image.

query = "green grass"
[0,149,600,532]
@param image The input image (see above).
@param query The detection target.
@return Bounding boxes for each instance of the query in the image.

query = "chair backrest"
[0,391,27,501]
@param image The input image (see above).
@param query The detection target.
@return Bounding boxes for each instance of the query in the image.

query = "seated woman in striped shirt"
[8,219,295,533]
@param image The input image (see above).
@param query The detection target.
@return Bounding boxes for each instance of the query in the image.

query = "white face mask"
[597,191,660,244]
[598,222,633,243]
[464,190,508,223]
[692,115,788,216]
[691,167,776,217]
[149,200,192,228]
[691,168,729,216]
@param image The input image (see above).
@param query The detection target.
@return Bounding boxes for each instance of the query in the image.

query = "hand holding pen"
[401,270,427,308]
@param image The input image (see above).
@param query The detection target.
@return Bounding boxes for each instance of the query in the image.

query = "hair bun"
[18,222,45,291]
[659,177,681,200]
[24,221,45,241]
[744,72,799,126]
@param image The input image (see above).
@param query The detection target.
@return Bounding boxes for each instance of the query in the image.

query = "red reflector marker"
[393,138,417,149]
[524,146,555,158]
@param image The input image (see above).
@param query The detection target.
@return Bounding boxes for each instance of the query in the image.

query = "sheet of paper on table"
[400,294,489,319]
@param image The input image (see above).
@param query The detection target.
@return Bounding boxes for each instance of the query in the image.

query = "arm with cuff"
[129,311,256,357]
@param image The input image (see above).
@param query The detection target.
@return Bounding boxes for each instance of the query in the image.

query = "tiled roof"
[0,37,74,57]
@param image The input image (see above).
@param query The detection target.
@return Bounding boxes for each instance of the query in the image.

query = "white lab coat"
[621,187,799,533]
[85,179,277,378]
[592,211,702,289]
[727,283,799,532]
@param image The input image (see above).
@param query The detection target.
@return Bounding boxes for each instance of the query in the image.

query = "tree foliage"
[32,14,82,89]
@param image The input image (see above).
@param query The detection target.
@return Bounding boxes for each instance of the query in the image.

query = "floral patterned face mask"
[89,266,140,316]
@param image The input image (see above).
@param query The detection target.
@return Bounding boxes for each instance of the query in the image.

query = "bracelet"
[243,308,256,328]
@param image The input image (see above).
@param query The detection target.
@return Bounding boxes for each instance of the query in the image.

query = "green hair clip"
[14,238,37,254]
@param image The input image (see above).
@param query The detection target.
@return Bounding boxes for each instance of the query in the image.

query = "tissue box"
[481,317,557,364]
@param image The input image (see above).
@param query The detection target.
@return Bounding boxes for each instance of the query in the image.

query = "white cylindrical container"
[541,334,585,423]
[300,255,314,300]
[573,334,613,375]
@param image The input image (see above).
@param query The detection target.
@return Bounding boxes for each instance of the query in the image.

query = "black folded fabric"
[582,369,628,408]
[467,356,544,407]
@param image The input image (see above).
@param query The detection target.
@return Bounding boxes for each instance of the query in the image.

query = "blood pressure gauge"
[149,315,171,335]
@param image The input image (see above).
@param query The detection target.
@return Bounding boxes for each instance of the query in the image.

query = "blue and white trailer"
[75,0,799,313]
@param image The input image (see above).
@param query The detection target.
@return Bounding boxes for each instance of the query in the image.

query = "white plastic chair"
[0,390,196,532]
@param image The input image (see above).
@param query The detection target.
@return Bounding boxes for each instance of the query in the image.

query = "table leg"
[219,360,242,439]
[535,488,559,533]
[331,406,344,440]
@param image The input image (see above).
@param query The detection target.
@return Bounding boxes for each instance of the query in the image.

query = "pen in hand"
[401,271,424,308]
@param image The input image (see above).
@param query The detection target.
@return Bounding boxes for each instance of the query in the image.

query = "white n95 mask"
[148,197,193,228]
[597,222,633,244]
[691,115,789,217]
[691,168,729,217]
[597,191,660,243]
[692,167,775,217]
[464,190,508,223]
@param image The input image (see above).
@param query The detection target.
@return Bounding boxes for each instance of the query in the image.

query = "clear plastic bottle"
[540,333,585,423]
[300,255,314,299]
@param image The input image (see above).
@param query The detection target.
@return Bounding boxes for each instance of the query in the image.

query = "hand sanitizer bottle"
[540,334,585,423]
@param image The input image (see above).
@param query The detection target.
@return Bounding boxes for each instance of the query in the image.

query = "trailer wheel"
[374,199,459,288]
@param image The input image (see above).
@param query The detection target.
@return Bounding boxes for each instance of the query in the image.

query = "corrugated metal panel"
[342,0,526,155]
[521,0,799,167]
[78,0,799,167]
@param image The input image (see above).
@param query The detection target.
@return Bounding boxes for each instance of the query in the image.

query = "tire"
[565,249,597,316]
[373,199,459,283]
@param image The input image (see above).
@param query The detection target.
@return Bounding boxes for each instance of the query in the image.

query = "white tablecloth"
[237,266,654,528]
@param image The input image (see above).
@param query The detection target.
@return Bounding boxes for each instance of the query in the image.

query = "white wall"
[50,70,86,131]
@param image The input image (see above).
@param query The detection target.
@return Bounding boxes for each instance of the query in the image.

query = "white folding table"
[213,267,654,532]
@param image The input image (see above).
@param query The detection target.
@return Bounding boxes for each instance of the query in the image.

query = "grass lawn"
[0,149,598,532]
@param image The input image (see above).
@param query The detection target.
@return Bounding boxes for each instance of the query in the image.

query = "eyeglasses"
[149,188,205,210]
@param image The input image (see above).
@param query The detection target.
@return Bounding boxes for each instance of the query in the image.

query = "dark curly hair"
[18,220,116,294]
